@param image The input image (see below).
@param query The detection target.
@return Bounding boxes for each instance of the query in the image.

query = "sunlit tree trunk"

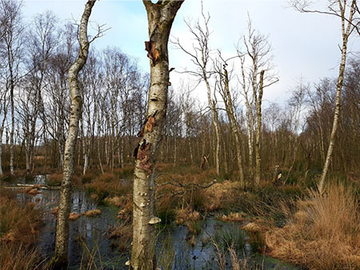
[131,1,184,269]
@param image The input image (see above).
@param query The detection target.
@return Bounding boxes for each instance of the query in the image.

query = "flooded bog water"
[8,175,298,270]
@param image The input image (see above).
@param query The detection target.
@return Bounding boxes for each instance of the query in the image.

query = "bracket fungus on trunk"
[148,216,161,225]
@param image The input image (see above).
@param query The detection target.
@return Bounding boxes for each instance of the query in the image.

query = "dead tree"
[173,2,221,176]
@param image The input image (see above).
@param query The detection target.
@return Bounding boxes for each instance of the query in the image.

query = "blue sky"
[22,0,359,106]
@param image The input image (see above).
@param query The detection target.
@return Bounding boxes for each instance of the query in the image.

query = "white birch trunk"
[131,1,184,269]
[51,1,96,268]
[255,70,264,186]
[318,1,355,194]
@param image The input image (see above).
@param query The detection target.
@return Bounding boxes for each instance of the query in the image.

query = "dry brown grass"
[220,212,247,222]
[84,209,102,217]
[85,173,131,202]
[205,180,243,211]
[103,195,133,220]
[0,188,43,269]
[0,192,42,244]
[69,212,82,221]
[175,207,203,236]
[46,173,63,186]
[0,243,43,270]
[265,184,360,269]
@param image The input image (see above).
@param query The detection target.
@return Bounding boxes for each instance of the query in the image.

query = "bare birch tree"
[283,80,307,184]
[173,3,221,175]
[215,56,245,187]
[237,20,278,187]
[291,0,359,193]
[130,1,184,269]
[51,1,99,268]
[0,0,24,176]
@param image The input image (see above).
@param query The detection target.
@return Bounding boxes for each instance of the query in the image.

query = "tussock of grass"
[175,207,203,235]
[0,243,43,270]
[85,173,131,202]
[84,209,102,217]
[46,173,63,186]
[220,212,246,222]
[0,190,42,244]
[266,184,360,269]
[214,225,247,253]
[0,188,43,269]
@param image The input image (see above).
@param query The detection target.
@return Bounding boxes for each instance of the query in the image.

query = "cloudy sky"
[22,0,359,106]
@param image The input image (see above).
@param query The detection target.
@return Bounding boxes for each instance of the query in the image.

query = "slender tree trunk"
[221,131,228,175]
[318,1,354,194]
[205,81,221,176]
[0,130,3,176]
[10,82,15,176]
[96,112,104,174]
[51,1,96,268]
[240,57,254,180]
[221,65,245,186]
[254,70,264,186]
[131,1,183,269]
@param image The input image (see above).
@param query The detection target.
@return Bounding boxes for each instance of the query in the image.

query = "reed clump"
[0,188,43,269]
[265,184,360,270]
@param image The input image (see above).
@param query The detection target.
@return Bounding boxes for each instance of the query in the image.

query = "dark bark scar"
[145,116,156,132]
[136,140,153,173]
[145,41,159,65]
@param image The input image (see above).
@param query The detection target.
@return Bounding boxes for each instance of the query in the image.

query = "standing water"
[9,175,298,270]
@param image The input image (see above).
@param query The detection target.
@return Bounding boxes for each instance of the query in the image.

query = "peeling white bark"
[131,1,184,269]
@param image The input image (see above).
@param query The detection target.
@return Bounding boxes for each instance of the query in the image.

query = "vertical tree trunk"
[51,1,96,268]
[131,1,183,269]
[318,1,355,194]
[0,129,3,176]
[221,65,245,186]
[206,83,221,176]
[240,56,254,179]
[10,79,15,176]
[254,70,264,186]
